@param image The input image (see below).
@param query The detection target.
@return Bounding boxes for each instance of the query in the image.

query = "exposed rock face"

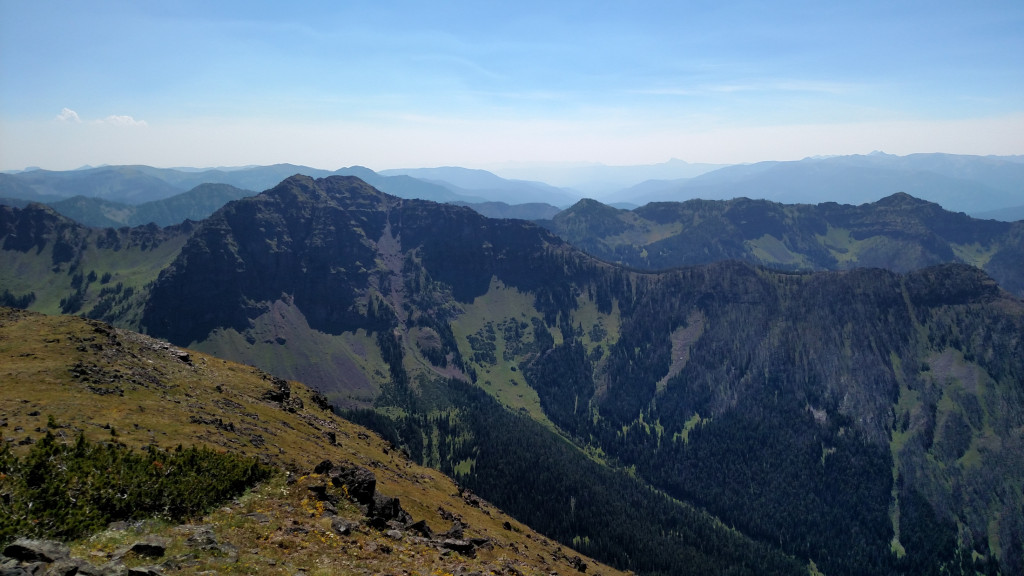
[0,528,239,575]
[141,176,392,344]
[141,174,566,347]
[7,173,1022,575]
[0,538,123,576]
[261,376,303,411]
[330,518,353,536]
[440,522,464,540]
[183,526,218,549]
[0,204,84,262]
[2,538,70,563]
[368,493,411,529]
[310,391,332,411]
[568,554,588,572]
[303,461,491,557]
[404,519,432,538]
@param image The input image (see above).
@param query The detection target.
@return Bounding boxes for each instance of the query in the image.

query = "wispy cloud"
[99,115,148,127]
[54,108,148,127]
[55,108,81,122]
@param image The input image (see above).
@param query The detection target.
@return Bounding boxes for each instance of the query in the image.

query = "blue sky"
[1,0,1022,172]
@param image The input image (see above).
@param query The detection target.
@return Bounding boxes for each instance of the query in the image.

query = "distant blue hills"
[2,153,1022,224]
[607,152,1024,215]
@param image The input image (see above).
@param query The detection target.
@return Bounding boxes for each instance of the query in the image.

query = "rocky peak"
[872,191,941,210]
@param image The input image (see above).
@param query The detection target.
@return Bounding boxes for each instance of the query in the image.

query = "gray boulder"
[2,539,70,563]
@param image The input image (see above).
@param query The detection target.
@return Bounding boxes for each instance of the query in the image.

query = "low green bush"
[0,432,274,545]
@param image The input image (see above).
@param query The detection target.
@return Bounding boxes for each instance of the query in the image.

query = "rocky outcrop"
[368,492,412,529]
[0,537,165,576]
[315,459,376,507]
[2,538,70,563]
[307,460,492,557]
[261,376,303,412]
[0,528,249,576]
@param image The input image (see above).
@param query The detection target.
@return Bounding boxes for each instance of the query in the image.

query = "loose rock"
[441,539,475,556]
[330,518,353,536]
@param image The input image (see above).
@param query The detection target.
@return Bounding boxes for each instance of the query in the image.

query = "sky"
[1,1,1022,173]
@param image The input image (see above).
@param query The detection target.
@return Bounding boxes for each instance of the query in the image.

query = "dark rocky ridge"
[1,203,194,260]
[141,175,577,345]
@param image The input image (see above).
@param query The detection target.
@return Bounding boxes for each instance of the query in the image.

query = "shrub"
[0,433,274,545]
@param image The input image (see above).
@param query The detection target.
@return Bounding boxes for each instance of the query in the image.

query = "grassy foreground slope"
[0,307,622,576]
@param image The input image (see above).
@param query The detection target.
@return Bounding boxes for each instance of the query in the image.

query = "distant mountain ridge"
[0,164,485,207]
[973,204,1024,222]
[541,192,1024,297]
[609,153,1024,213]
[451,200,561,220]
[47,183,256,227]
[380,166,579,206]
[491,157,730,195]
[4,152,1023,217]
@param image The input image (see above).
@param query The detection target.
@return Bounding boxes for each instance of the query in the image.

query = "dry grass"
[0,307,624,576]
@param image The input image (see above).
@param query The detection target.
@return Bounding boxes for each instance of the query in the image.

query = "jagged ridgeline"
[3,175,1024,575]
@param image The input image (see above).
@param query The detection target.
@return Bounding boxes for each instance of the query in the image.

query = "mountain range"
[608,153,1024,214]
[449,201,562,221]
[2,174,1023,575]
[44,183,256,228]
[0,164,470,206]
[540,193,1024,297]
[3,152,1023,222]
[489,157,730,195]
[379,166,579,207]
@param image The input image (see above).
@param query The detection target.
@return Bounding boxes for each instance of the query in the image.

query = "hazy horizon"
[2,1,1023,172]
